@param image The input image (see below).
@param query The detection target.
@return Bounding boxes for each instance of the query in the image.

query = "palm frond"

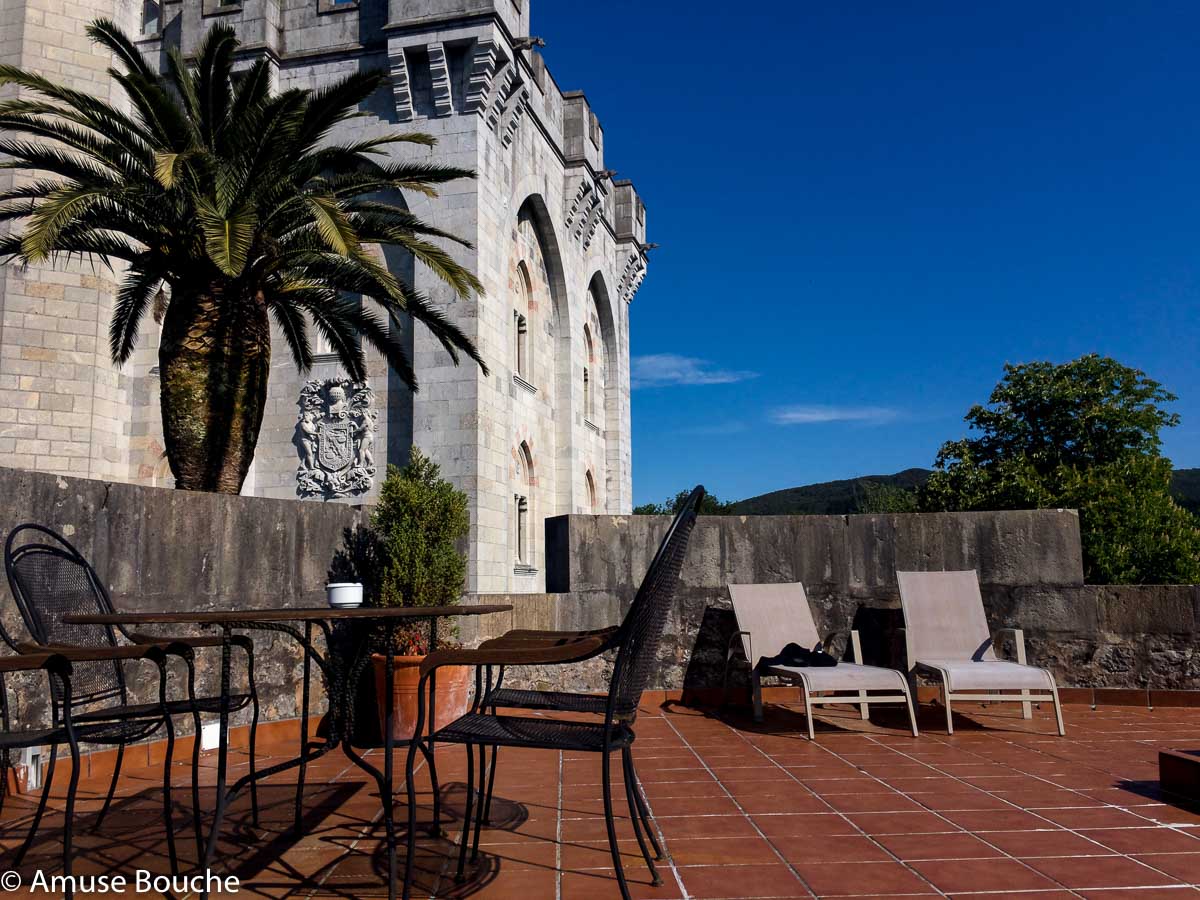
[0,113,150,178]
[109,261,162,364]
[195,24,238,146]
[0,65,156,149]
[87,19,158,82]
[0,138,121,186]
[304,193,360,256]
[266,293,313,373]
[19,186,111,261]
[296,70,387,147]
[196,199,257,275]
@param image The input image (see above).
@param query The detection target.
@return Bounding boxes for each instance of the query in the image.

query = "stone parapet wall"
[0,467,368,730]
[0,469,1196,740]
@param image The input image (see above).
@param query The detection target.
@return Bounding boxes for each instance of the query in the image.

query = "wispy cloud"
[770,405,902,426]
[632,354,758,389]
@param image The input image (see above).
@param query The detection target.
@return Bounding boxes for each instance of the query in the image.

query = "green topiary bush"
[329,446,470,653]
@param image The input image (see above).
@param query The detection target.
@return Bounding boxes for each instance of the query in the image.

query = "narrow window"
[514,312,528,377]
[142,0,161,34]
[583,324,595,421]
[515,441,534,569]
[514,494,528,564]
[586,471,597,510]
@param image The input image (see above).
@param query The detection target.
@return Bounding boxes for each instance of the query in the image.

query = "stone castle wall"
[0,0,646,595]
[0,0,147,484]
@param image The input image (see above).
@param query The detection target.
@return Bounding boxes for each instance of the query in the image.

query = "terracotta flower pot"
[371,655,471,742]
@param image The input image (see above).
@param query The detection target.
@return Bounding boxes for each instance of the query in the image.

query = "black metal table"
[64,604,511,899]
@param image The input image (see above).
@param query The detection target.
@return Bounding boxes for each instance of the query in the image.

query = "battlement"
[139,0,527,60]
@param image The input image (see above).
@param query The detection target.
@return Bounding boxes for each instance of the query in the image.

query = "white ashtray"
[326,582,363,608]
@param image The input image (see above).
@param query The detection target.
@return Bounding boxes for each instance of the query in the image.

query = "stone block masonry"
[0,0,648,597]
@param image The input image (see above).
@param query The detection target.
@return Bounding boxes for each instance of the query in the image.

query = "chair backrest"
[606,485,704,724]
[727,582,820,667]
[4,524,126,708]
[896,570,996,664]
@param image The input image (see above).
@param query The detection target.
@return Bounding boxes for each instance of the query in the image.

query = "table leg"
[294,619,312,833]
[385,640,398,900]
[201,624,233,897]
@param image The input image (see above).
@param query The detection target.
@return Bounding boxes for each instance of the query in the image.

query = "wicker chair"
[402,486,705,900]
[3,524,261,860]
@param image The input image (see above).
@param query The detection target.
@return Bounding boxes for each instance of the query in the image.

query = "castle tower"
[0,0,650,593]
[0,0,147,482]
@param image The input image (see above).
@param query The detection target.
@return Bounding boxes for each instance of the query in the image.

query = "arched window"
[514,261,533,381]
[582,324,595,421]
[585,470,597,510]
[514,442,534,566]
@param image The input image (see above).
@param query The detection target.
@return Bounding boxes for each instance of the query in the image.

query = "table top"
[63,604,512,626]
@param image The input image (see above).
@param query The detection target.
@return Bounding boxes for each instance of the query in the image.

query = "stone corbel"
[486,65,515,133]
[500,83,530,147]
[427,42,454,117]
[465,39,499,115]
[387,43,414,122]
[564,177,594,231]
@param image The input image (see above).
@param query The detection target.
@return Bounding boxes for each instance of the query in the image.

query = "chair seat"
[0,726,67,749]
[485,688,606,714]
[0,718,165,748]
[75,693,252,723]
[765,662,909,693]
[433,713,633,752]
[917,659,1055,692]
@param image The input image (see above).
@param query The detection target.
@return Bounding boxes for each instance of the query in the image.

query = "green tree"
[0,21,485,493]
[920,355,1200,583]
[371,448,470,609]
[634,489,732,516]
[857,481,919,514]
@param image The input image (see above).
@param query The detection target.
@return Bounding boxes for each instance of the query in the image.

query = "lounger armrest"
[821,630,864,664]
[479,627,617,651]
[497,626,619,641]
[993,627,1028,665]
[420,634,608,678]
[897,627,915,671]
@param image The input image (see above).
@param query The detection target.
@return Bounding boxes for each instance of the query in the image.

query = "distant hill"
[1173,468,1200,515]
[729,466,1200,516]
[729,468,932,515]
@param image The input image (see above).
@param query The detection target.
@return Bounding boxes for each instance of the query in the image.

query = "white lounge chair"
[896,570,1065,736]
[726,583,918,739]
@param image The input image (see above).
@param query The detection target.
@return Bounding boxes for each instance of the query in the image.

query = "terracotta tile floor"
[4,699,1200,898]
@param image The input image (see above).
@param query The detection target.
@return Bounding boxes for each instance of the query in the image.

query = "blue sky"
[534,1,1200,506]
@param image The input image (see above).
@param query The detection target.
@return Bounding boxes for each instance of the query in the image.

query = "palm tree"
[0,20,486,493]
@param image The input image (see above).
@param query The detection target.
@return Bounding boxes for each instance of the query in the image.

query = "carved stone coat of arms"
[296,378,377,499]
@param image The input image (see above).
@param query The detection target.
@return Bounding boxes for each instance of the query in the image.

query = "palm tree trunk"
[158,283,271,493]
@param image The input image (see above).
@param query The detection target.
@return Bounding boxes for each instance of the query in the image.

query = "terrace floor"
[3,700,1200,899]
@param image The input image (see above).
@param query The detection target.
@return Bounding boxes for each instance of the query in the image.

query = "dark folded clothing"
[758,642,838,670]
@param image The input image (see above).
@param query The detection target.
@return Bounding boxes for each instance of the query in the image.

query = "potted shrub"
[330,447,471,741]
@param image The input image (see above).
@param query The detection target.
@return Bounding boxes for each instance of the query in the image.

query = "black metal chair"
[402,486,705,900]
[3,524,261,861]
[0,641,178,878]
[1,652,90,898]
